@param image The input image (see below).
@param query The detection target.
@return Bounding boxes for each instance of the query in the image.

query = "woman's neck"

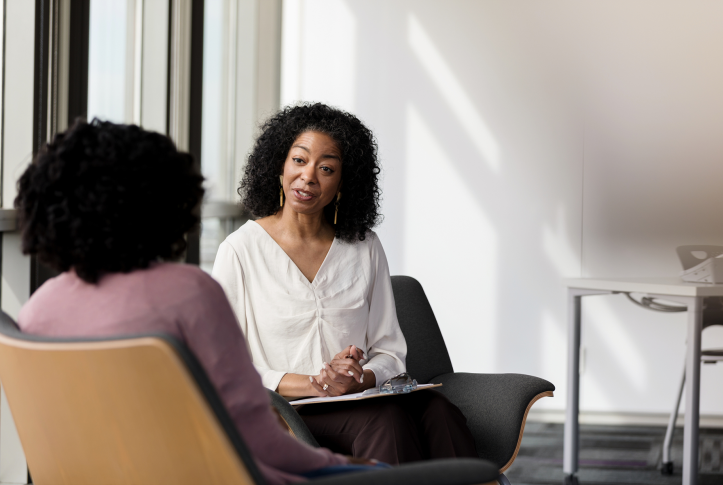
[264,207,334,242]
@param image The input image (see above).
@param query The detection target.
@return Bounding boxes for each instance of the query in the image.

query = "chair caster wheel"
[661,462,674,475]
[563,474,579,485]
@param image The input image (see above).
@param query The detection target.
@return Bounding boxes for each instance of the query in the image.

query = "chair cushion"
[431,372,555,469]
[391,276,454,383]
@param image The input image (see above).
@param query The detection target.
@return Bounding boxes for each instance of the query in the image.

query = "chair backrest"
[391,276,454,384]
[671,247,723,328]
[703,296,723,329]
[676,245,723,270]
[0,312,265,485]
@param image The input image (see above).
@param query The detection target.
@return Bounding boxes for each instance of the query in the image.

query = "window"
[87,0,134,123]
[198,0,281,273]
[0,2,280,479]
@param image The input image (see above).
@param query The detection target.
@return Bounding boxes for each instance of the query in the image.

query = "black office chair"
[272,275,555,485]
[0,311,499,485]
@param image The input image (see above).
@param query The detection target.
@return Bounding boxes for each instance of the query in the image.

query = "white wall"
[280,0,723,417]
[577,1,723,416]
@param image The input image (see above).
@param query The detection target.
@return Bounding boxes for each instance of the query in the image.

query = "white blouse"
[212,220,407,391]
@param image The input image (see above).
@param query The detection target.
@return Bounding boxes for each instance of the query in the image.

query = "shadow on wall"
[280,0,723,415]
[282,0,583,403]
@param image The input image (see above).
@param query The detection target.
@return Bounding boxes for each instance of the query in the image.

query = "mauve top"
[18,263,348,484]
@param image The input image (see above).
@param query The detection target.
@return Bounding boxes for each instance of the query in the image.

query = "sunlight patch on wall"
[543,204,581,277]
[582,298,648,409]
[280,0,302,105]
[281,0,357,111]
[579,367,614,412]
[404,104,499,372]
[540,310,566,408]
[408,14,500,172]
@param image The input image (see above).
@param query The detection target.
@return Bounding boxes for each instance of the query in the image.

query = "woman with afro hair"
[14,119,379,484]
[213,103,478,464]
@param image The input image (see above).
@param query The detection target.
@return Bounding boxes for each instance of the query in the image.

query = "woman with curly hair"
[14,119,376,484]
[213,103,478,464]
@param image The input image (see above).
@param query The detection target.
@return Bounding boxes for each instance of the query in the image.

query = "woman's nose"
[300,163,317,184]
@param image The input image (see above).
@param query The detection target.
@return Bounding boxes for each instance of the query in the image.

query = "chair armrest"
[430,372,554,471]
[267,390,320,447]
[310,458,499,485]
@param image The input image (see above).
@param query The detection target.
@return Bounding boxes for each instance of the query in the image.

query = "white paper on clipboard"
[288,383,442,406]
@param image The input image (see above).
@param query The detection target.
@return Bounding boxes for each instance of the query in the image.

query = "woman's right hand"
[277,345,368,397]
[278,373,330,397]
[315,362,363,396]
[307,374,330,397]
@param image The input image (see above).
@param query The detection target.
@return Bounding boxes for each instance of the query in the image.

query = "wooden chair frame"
[0,332,259,485]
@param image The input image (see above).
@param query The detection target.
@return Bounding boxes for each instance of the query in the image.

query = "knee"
[358,400,412,430]
[423,391,453,411]
[378,401,411,425]
[423,392,467,422]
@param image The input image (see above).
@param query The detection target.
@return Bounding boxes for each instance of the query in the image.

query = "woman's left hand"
[316,362,359,396]
[333,345,365,362]
[329,344,365,383]
[329,356,364,383]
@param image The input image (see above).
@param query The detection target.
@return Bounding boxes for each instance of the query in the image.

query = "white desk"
[563,277,723,485]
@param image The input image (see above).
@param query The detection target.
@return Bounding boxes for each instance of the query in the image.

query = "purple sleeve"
[174,275,348,475]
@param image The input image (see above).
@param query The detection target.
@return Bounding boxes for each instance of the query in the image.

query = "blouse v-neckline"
[250,220,336,286]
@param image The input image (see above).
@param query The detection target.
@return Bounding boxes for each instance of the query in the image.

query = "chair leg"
[661,364,685,475]
[497,472,511,485]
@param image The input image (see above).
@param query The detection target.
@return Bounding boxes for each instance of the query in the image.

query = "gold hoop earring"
[334,192,342,224]
[279,175,284,207]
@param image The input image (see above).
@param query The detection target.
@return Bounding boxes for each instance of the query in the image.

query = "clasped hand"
[308,345,366,397]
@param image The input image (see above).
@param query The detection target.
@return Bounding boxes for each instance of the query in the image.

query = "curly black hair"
[240,103,382,242]
[15,119,205,284]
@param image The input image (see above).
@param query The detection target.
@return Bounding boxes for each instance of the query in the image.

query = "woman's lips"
[292,189,314,201]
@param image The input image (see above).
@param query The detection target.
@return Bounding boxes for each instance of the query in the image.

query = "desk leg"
[682,296,702,485]
[563,290,582,485]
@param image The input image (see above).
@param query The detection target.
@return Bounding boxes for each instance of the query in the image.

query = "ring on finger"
[322,384,329,391]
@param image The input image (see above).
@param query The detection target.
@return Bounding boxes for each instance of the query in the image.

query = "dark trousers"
[296,390,478,465]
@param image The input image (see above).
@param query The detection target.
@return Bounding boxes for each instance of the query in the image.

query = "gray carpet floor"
[504,422,723,485]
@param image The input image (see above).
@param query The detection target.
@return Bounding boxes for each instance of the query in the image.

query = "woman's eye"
[293,157,304,163]
[321,166,334,173]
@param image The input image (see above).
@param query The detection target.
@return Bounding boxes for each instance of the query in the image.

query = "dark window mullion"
[185,0,204,266]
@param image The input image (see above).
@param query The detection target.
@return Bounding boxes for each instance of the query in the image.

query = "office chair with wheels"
[271,275,555,485]
[0,311,500,485]
[623,275,723,476]
[641,245,723,475]
[659,297,723,476]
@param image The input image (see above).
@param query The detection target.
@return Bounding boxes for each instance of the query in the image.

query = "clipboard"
[288,383,442,406]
